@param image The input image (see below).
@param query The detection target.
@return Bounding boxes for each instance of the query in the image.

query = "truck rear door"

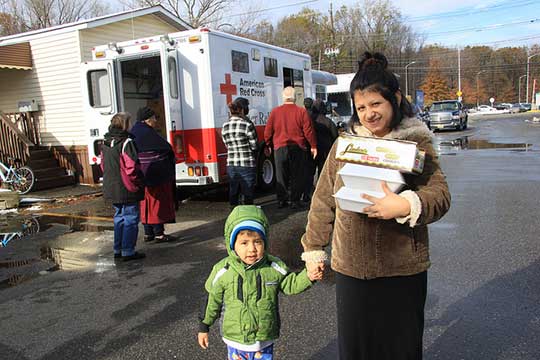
[81,60,118,163]
[161,47,185,162]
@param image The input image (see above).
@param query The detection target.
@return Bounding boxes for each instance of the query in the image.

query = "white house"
[0,6,191,185]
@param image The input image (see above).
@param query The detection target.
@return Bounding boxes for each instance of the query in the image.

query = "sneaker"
[154,234,174,243]
[114,253,122,259]
[122,252,146,262]
[143,235,155,242]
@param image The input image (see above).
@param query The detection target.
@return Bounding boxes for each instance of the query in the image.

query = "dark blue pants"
[143,224,164,237]
[227,166,256,206]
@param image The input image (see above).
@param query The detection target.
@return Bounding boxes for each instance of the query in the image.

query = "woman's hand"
[198,332,209,349]
[362,181,411,220]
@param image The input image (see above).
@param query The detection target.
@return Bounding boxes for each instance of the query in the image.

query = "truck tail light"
[188,167,194,176]
[202,166,209,176]
[195,166,202,176]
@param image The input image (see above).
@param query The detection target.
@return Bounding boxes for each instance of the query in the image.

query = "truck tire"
[257,150,275,191]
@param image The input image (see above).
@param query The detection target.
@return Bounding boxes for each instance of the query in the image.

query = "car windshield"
[431,102,458,111]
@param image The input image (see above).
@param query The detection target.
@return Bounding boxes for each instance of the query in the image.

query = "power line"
[227,0,319,18]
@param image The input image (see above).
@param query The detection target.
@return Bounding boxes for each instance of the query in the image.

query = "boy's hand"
[307,267,323,281]
[198,332,209,349]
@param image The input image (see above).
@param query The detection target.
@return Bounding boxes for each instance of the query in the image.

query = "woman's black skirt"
[335,271,427,360]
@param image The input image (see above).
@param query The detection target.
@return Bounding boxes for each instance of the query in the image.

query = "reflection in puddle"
[1,213,115,289]
[435,136,535,154]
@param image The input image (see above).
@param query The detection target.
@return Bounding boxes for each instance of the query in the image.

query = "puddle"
[435,136,535,154]
[1,213,115,289]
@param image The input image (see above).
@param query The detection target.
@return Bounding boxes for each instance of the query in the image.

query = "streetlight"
[519,74,526,104]
[526,53,540,104]
[476,70,487,108]
[405,61,416,99]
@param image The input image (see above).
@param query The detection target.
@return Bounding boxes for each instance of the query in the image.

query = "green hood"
[224,205,270,258]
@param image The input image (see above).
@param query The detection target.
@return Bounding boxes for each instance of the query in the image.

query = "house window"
[168,57,179,99]
[264,57,278,77]
[87,70,111,108]
[232,50,249,73]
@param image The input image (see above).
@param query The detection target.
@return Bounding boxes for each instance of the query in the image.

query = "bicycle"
[0,217,40,248]
[0,153,35,195]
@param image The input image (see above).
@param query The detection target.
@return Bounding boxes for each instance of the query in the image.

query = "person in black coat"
[302,98,339,202]
[131,107,177,243]
[102,112,145,261]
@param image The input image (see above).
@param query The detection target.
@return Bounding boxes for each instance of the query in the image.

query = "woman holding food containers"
[301,52,451,360]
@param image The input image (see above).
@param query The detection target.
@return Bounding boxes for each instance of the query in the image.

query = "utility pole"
[329,2,337,73]
[458,48,461,101]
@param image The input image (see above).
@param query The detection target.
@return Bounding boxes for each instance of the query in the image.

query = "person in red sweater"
[264,87,317,209]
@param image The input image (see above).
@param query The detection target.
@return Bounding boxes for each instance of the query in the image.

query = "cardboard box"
[333,187,384,213]
[338,163,404,193]
[335,133,425,174]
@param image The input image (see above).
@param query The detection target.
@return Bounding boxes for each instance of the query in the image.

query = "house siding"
[0,31,85,147]
[0,13,183,148]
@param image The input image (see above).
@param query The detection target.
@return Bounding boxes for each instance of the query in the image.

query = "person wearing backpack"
[102,112,146,261]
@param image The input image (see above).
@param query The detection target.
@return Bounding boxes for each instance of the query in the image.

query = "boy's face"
[234,230,265,265]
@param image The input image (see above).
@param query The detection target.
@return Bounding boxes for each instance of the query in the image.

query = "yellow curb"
[38,212,113,222]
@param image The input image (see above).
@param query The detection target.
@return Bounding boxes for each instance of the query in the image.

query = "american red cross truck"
[81,28,333,188]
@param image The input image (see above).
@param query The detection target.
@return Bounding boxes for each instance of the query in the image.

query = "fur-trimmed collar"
[353,117,432,143]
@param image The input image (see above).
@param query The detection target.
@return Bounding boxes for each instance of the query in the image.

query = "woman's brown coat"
[302,117,451,279]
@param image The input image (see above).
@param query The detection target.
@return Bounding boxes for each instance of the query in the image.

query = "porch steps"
[28,147,76,191]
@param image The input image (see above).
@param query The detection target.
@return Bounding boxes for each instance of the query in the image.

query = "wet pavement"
[1,113,540,359]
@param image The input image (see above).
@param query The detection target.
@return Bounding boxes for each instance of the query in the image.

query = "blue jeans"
[113,203,140,256]
[227,166,256,206]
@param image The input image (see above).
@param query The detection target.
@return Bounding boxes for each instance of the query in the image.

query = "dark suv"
[428,100,468,131]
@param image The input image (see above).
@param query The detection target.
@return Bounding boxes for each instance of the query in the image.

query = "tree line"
[2,0,539,107]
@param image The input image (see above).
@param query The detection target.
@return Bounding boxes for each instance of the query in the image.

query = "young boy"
[198,205,321,359]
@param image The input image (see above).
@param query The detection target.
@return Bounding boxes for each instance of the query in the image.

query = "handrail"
[0,111,34,165]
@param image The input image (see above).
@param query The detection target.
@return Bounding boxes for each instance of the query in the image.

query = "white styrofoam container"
[333,187,385,214]
[338,163,405,193]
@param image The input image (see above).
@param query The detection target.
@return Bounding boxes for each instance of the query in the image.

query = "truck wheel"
[257,152,275,191]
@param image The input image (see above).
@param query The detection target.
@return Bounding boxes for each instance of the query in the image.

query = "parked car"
[414,104,431,130]
[519,103,532,112]
[499,103,520,114]
[428,100,468,131]
[477,105,497,112]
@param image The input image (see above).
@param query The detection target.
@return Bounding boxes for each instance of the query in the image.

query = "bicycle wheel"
[14,166,35,195]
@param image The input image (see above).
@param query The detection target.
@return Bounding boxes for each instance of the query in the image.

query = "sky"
[234,0,540,48]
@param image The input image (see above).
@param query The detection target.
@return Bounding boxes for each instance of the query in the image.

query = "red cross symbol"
[220,73,237,104]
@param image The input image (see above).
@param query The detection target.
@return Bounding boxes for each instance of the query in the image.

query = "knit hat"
[224,205,270,252]
[136,106,155,122]
[229,220,267,250]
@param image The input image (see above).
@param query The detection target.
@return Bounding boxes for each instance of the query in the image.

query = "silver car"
[428,100,468,131]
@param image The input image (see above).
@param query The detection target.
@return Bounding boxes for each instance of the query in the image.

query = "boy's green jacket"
[199,205,313,345]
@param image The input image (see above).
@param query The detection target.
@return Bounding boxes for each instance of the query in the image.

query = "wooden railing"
[0,111,35,164]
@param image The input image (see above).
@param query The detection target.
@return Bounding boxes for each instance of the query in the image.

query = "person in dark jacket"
[131,106,176,243]
[311,99,339,174]
[302,98,339,202]
[102,112,145,261]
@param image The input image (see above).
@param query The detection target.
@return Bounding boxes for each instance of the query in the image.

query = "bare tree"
[126,0,237,28]
[1,0,108,35]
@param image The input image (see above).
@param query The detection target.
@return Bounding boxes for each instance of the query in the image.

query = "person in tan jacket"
[301,52,451,360]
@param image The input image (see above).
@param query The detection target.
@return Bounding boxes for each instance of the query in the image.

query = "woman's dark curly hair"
[348,52,413,133]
